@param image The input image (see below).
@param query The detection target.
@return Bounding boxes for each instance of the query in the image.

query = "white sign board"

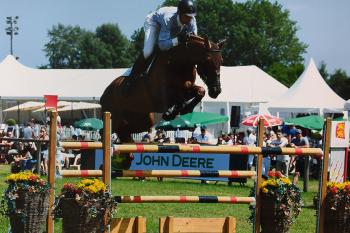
[329,121,349,182]
[329,149,346,182]
[330,121,349,148]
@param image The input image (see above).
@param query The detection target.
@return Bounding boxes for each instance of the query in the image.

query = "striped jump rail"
[112,144,323,157]
[60,169,257,178]
[114,195,255,204]
[60,170,102,177]
[59,142,323,157]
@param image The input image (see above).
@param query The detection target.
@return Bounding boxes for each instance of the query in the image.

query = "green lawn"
[0,165,318,233]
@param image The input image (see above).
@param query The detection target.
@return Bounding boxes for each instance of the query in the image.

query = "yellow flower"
[262,188,268,193]
[280,177,292,185]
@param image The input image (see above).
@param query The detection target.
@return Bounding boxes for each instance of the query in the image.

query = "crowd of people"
[0,118,82,175]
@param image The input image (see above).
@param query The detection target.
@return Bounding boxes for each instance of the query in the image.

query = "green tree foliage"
[129,28,145,61]
[318,61,329,80]
[44,23,133,68]
[95,23,132,67]
[162,0,307,87]
[44,24,84,68]
[318,63,350,100]
[328,69,350,100]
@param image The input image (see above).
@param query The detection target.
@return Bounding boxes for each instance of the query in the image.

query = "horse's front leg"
[162,85,205,121]
[179,85,205,115]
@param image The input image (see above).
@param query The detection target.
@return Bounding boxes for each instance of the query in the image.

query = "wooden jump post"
[46,111,112,233]
[46,111,57,233]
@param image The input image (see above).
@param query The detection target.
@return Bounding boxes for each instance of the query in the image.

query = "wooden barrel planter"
[324,198,350,233]
[260,195,292,233]
[61,198,110,233]
[9,191,49,233]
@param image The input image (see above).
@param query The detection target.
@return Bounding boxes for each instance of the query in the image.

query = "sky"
[0,0,349,74]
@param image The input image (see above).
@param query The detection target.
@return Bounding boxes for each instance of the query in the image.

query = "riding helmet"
[177,0,196,17]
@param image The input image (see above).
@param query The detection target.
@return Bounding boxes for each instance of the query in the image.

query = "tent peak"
[0,55,31,69]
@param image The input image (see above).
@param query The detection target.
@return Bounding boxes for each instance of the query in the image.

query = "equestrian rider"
[122,0,198,93]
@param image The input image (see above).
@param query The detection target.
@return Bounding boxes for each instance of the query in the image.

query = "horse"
[100,35,225,143]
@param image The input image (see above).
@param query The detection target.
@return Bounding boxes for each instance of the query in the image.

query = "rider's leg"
[122,20,157,93]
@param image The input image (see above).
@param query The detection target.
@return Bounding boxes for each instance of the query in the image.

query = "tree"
[318,61,329,80]
[43,24,84,68]
[44,23,132,68]
[79,31,112,68]
[129,28,145,61]
[162,0,307,86]
[328,69,350,100]
[95,23,133,67]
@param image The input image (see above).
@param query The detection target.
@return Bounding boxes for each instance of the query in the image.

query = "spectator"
[154,129,166,143]
[39,127,49,175]
[270,130,289,176]
[245,128,256,170]
[196,126,211,145]
[23,122,34,139]
[290,129,310,177]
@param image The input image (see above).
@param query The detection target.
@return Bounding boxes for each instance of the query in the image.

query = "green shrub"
[6,119,16,126]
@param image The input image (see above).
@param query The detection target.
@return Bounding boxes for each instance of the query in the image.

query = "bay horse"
[100,35,225,143]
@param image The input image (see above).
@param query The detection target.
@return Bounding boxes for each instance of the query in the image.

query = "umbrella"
[57,102,101,112]
[32,101,73,112]
[284,115,324,130]
[242,114,283,127]
[156,117,192,130]
[156,112,229,130]
[3,101,44,112]
[74,118,103,130]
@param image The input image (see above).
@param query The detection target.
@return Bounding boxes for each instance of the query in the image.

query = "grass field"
[0,165,319,232]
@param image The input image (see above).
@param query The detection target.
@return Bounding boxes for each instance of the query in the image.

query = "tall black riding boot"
[122,54,148,94]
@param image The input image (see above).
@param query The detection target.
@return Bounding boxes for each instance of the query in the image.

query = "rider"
[122,0,198,93]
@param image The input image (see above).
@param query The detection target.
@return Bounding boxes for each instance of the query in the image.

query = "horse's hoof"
[162,106,179,121]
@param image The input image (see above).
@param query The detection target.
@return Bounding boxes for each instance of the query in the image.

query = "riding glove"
[177,31,191,44]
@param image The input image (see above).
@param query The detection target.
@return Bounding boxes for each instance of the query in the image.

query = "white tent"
[195,65,288,132]
[345,99,350,111]
[0,55,287,128]
[267,58,345,115]
[0,55,126,100]
[195,65,288,103]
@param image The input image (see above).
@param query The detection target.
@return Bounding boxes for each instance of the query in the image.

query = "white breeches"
[143,18,158,58]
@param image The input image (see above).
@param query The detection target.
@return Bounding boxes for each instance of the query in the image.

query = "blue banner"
[130,152,230,181]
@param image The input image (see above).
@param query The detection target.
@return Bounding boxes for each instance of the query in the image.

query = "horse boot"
[122,54,148,94]
[162,104,181,121]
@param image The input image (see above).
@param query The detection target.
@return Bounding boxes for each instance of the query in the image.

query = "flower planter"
[260,195,291,233]
[323,181,350,233]
[61,197,110,233]
[324,198,350,233]
[9,191,49,233]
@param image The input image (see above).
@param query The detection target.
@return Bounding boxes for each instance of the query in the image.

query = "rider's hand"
[177,31,191,44]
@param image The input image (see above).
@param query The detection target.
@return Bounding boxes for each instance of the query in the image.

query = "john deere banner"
[130,152,231,181]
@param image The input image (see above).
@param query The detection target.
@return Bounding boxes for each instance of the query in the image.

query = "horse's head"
[187,35,225,99]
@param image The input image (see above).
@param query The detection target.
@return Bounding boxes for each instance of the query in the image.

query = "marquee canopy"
[195,65,288,103]
[0,55,126,100]
[267,58,345,114]
[0,55,287,104]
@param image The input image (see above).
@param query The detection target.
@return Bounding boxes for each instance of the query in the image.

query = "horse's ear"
[218,39,226,49]
[204,35,211,49]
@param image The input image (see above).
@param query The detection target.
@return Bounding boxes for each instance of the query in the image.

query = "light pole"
[5,16,19,55]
